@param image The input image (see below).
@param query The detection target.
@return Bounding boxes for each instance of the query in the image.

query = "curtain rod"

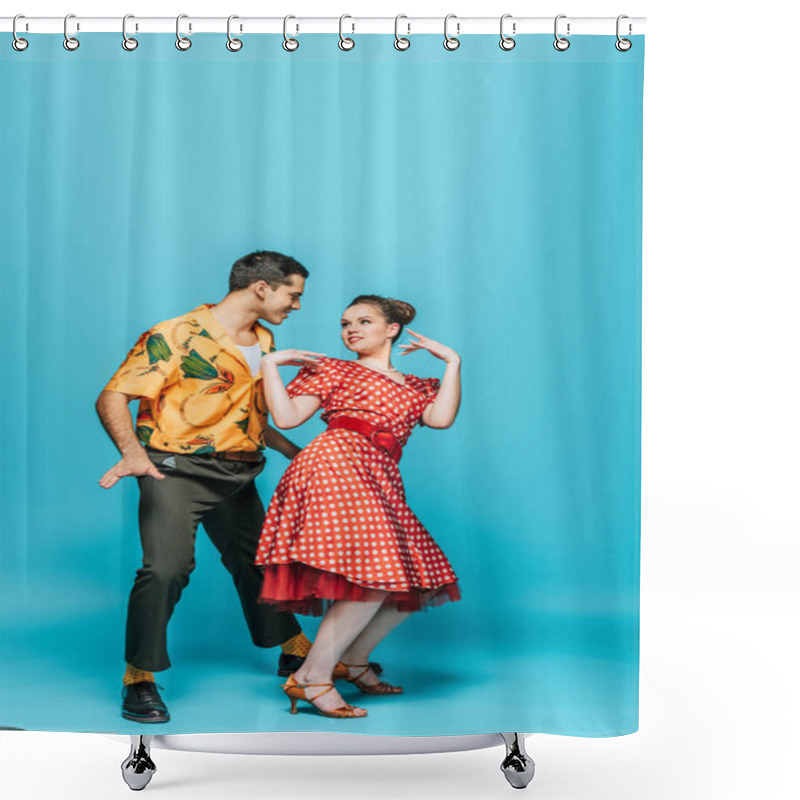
[1,16,646,36]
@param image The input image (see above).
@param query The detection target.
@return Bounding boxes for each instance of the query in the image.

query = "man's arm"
[262,424,302,460]
[95,390,165,488]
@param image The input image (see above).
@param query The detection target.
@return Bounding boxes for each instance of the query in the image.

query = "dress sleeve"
[104,326,179,400]
[420,377,440,405]
[416,377,441,426]
[286,359,338,407]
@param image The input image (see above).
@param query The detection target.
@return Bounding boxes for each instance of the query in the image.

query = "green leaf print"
[198,329,213,339]
[180,349,219,380]
[193,445,216,454]
[137,426,154,446]
[146,333,172,364]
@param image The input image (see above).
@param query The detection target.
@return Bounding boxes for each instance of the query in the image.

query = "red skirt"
[259,562,461,617]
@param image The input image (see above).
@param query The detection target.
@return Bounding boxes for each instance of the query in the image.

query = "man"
[96,250,315,723]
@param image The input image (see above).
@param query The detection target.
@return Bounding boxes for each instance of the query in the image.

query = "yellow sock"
[123,663,155,685]
[281,632,312,657]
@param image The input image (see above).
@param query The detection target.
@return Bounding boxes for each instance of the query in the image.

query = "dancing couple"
[97,249,461,723]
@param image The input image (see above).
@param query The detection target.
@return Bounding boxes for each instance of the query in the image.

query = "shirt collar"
[190,304,274,377]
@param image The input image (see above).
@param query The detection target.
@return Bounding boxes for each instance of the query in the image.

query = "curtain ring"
[339,14,355,51]
[122,14,138,51]
[227,15,243,51]
[553,14,570,51]
[176,14,192,51]
[394,14,410,51]
[443,14,460,51]
[63,13,80,51]
[499,14,515,51]
[12,15,29,51]
[283,15,299,51]
[615,15,632,51]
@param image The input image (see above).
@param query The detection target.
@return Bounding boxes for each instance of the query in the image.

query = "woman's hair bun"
[387,299,416,326]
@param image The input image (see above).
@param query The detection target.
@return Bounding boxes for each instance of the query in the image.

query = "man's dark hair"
[229,250,309,292]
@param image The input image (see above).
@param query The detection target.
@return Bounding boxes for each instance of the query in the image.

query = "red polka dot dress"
[255,357,461,616]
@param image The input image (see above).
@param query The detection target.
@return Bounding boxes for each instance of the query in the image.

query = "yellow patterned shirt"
[104,304,276,454]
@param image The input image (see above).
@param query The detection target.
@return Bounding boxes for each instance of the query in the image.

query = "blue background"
[0,33,643,736]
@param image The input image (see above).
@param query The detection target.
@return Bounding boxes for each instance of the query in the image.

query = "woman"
[256,294,461,719]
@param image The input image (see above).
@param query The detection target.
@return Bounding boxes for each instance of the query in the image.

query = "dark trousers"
[125,449,301,672]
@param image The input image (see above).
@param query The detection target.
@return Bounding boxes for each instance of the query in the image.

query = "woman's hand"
[398,330,459,364]
[261,349,325,370]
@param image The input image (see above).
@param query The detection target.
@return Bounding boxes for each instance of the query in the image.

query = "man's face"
[257,275,305,325]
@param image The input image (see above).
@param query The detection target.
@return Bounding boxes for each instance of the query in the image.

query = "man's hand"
[96,390,166,488]
[262,424,303,460]
[99,451,165,489]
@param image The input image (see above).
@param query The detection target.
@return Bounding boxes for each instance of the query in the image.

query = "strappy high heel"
[336,662,404,695]
[282,674,368,718]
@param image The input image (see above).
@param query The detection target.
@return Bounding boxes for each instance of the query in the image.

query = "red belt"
[326,416,403,463]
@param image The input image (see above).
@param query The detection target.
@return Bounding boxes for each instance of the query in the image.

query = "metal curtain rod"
[1,16,646,35]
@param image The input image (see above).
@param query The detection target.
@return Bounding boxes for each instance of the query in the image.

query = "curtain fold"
[1,32,644,736]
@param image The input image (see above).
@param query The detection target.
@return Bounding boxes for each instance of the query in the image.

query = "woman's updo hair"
[348,294,416,344]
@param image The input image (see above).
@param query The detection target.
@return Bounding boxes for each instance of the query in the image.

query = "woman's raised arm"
[420,357,461,428]
[260,350,325,429]
[399,329,461,429]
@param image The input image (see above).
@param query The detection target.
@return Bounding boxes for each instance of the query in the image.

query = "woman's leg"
[340,605,412,687]
[292,598,385,713]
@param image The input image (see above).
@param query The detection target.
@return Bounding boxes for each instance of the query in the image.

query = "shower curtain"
[0,30,643,737]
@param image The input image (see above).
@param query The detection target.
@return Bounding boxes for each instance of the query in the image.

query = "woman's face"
[340,303,399,354]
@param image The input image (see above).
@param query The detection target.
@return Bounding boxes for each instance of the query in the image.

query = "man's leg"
[125,456,220,673]
[201,475,303,653]
[122,457,224,723]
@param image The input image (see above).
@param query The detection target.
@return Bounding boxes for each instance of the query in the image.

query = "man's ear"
[252,280,270,299]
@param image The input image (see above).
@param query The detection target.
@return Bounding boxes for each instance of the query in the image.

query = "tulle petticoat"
[258,562,461,617]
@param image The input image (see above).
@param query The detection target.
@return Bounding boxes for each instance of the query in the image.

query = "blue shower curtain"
[0,32,643,736]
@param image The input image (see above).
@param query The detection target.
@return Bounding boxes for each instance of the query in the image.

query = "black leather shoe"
[121,681,170,723]
[277,652,383,677]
